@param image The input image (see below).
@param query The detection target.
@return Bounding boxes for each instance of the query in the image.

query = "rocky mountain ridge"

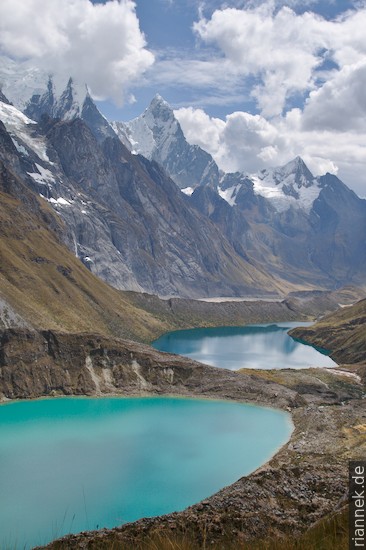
[0,95,280,298]
[1,76,365,296]
[118,94,220,191]
[119,96,366,289]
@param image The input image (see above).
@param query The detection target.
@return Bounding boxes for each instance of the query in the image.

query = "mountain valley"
[0,71,365,550]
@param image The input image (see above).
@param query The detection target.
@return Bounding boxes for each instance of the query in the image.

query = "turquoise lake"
[0,397,293,549]
[152,322,337,370]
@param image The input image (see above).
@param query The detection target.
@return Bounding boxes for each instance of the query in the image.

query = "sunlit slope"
[290,299,366,365]
[0,163,169,342]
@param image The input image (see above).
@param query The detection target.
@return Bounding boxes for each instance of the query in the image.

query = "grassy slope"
[0,169,171,342]
[289,298,366,366]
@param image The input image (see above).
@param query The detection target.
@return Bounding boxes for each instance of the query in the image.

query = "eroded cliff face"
[0,328,301,409]
[25,327,364,550]
[0,98,282,299]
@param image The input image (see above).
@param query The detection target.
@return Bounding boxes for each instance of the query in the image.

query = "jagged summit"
[22,76,116,143]
[272,156,315,188]
[150,93,170,109]
[248,157,320,212]
[24,75,86,122]
[117,95,220,188]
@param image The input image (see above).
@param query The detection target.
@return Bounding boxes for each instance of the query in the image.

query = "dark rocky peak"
[190,184,230,218]
[273,156,315,188]
[220,172,254,193]
[81,92,117,144]
[45,117,115,193]
[317,172,366,205]
[25,75,56,121]
[0,89,11,105]
[56,77,81,119]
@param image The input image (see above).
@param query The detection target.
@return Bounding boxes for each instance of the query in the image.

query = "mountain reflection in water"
[152,323,337,370]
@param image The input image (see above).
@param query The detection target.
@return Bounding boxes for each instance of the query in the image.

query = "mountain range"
[0,75,365,299]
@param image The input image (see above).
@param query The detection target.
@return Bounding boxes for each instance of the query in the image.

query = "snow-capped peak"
[252,157,321,212]
[0,100,51,163]
[150,93,170,110]
[147,94,175,123]
[123,95,179,161]
[268,156,315,188]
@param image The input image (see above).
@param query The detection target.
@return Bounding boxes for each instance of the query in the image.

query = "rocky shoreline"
[38,367,364,549]
[1,326,363,549]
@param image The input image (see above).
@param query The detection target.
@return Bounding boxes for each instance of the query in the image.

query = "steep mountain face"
[120,96,366,291]
[190,159,366,288]
[24,77,117,144]
[0,132,171,342]
[0,97,280,298]
[2,77,365,296]
[118,95,220,190]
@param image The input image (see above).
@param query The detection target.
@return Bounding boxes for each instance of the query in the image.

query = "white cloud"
[147,49,244,95]
[0,0,154,105]
[174,106,225,152]
[176,107,284,173]
[175,104,366,196]
[193,4,366,117]
[172,3,366,195]
[194,4,331,116]
[217,111,283,173]
[302,60,366,131]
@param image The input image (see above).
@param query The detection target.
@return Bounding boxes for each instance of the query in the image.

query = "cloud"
[171,2,366,195]
[302,60,366,131]
[193,3,366,117]
[146,48,245,97]
[176,107,285,173]
[174,106,225,152]
[193,4,328,116]
[175,105,366,196]
[0,0,154,105]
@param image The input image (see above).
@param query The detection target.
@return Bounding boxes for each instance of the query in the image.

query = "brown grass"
[49,506,348,549]
[0,187,170,342]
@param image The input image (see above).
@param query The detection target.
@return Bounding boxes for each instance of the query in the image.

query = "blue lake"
[0,397,293,549]
[152,322,337,370]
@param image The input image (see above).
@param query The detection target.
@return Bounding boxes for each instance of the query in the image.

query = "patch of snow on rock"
[28,164,55,186]
[218,184,241,207]
[48,197,72,206]
[0,101,50,162]
[181,187,194,196]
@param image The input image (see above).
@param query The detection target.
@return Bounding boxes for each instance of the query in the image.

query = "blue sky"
[97,0,360,121]
[0,0,365,194]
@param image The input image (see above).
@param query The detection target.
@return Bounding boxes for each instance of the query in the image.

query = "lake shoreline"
[36,362,364,548]
[1,397,294,550]
[1,319,364,548]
